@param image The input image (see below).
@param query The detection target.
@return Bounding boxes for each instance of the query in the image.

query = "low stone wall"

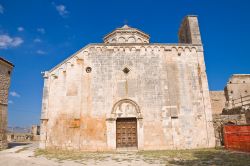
[212,114,246,146]
[32,135,40,141]
[7,133,32,142]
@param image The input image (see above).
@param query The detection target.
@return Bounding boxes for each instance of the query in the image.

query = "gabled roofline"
[0,57,14,67]
[48,44,92,73]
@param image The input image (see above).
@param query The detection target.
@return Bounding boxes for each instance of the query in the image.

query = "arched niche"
[128,37,136,43]
[137,38,142,43]
[111,99,142,119]
[118,37,126,43]
[111,38,117,43]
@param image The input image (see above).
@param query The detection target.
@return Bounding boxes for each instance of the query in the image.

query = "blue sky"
[0,0,249,127]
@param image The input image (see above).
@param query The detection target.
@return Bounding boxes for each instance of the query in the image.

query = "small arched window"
[118,37,125,43]
[128,37,135,43]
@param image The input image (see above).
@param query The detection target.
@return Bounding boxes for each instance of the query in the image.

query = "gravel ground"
[0,142,249,166]
[0,143,161,166]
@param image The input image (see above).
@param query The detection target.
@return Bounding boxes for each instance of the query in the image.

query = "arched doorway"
[106,99,143,149]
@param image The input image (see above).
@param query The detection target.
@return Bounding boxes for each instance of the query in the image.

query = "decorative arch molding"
[118,37,126,43]
[128,36,136,43]
[106,99,144,150]
[110,99,142,119]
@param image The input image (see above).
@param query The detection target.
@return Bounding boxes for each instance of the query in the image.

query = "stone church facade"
[40,15,215,150]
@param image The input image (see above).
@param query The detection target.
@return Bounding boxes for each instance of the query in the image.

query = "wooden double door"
[116,118,137,148]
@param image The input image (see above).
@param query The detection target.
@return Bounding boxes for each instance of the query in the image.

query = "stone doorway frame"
[106,99,143,150]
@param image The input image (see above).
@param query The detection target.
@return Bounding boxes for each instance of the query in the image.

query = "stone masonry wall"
[179,15,202,45]
[40,16,215,150]
[210,91,226,115]
[224,74,250,108]
[210,76,250,146]
[0,60,13,149]
[213,114,246,146]
[40,44,215,150]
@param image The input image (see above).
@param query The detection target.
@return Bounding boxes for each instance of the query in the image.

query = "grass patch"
[35,149,114,162]
[35,148,250,165]
[137,148,250,166]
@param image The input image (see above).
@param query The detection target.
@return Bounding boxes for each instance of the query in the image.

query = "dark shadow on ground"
[8,142,30,149]
[168,149,250,166]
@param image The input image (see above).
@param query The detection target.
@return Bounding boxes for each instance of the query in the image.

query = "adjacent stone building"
[210,91,226,115]
[40,15,215,150]
[224,74,250,110]
[222,74,250,125]
[0,57,14,149]
[31,125,40,141]
[7,133,32,142]
[210,75,250,146]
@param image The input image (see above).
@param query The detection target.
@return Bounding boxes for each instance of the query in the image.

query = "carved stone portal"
[111,99,142,119]
[106,99,143,150]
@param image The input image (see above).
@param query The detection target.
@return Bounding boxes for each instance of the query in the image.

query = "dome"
[103,25,150,44]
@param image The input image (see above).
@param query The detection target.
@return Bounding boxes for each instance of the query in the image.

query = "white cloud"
[34,38,42,43]
[10,91,21,98]
[8,100,13,104]
[36,50,46,55]
[0,4,4,14]
[0,35,23,49]
[55,4,69,17]
[37,28,45,34]
[17,27,24,32]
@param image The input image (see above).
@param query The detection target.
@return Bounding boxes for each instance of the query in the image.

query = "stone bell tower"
[178,15,202,45]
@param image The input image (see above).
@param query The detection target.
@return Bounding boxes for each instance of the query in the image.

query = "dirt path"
[0,143,65,166]
[1,142,250,166]
[0,143,162,166]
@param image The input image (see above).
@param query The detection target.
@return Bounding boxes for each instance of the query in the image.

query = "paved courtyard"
[0,142,249,166]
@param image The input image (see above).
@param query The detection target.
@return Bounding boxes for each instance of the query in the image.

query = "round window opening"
[86,67,92,73]
[123,67,130,74]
